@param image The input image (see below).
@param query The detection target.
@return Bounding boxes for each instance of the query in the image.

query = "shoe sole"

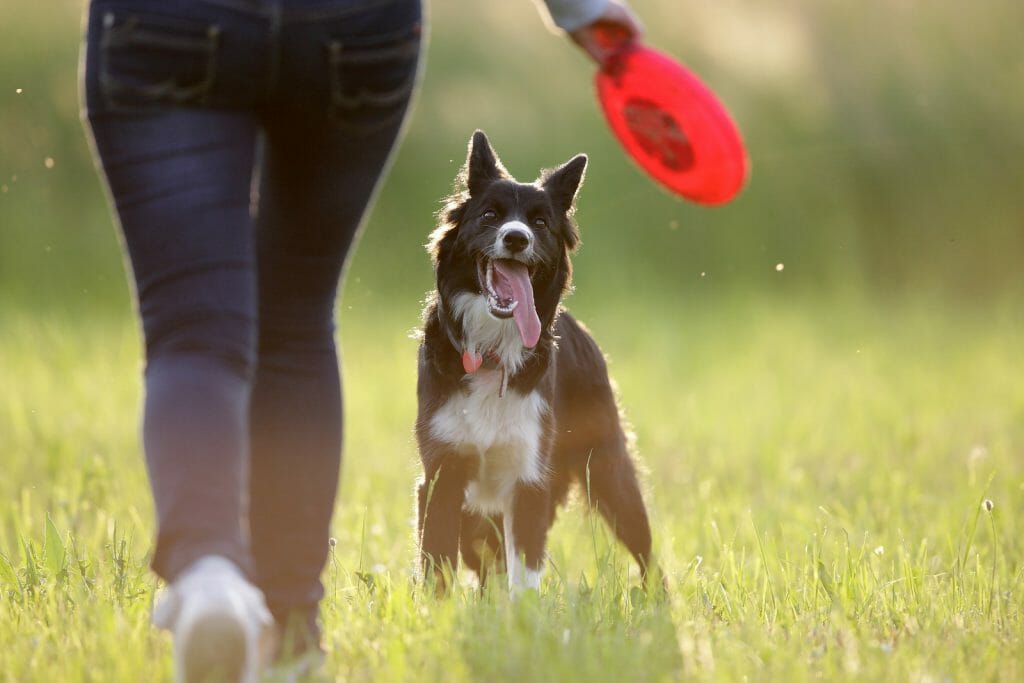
[180,612,248,683]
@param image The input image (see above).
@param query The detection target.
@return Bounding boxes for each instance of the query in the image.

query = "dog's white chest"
[429,372,547,513]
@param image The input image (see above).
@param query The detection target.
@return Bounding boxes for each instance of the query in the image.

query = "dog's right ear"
[464,130,508,197]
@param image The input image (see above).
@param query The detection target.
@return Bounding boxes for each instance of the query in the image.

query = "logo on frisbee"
[623,98,695,172]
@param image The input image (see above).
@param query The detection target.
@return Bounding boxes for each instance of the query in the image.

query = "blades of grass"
[0,551,19,592]
[750,512,778,620]
[21,537,40,596]
[983,501,999,619]
[817,561,837,607]
[44,514,66,581]
[583,451,607,603]
[958,472,996,588]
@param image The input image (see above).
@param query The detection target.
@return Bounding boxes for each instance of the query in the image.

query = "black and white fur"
[415,131,656,594]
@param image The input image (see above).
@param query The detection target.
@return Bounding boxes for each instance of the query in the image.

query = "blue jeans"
[82,0,421,639]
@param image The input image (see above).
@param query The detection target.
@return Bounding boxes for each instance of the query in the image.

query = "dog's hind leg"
[504,482,552,595]
[417,456,469,595]
[459,511,504,588]
[580,445,657,584]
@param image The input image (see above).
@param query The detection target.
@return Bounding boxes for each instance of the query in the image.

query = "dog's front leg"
[504,481,551,595]
[418,456,468,595]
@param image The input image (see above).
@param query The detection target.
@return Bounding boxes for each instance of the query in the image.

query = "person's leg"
[247,0,422,645]
[247,117,412,644]
[87,107,261,580]
[82,2,277,679]
[81,0,274,586]
[87,104,274,682]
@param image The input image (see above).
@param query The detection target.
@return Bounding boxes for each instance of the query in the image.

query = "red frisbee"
[595,43,749,205]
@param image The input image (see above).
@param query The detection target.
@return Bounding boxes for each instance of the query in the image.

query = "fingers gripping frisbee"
[595,40,750,205]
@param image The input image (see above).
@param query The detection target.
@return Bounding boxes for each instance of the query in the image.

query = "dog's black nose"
[502,229,530,253]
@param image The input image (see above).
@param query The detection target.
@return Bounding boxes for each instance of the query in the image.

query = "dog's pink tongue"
[492,259,541,348]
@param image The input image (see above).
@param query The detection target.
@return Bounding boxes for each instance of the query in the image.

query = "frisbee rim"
[596,45,749,205]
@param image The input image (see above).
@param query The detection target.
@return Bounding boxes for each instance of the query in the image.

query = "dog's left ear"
[542,154,587,217]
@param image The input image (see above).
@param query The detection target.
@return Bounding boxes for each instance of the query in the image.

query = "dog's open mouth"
[477,257,542,348]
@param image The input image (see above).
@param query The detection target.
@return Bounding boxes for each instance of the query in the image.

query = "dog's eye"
[482,209,497,221]
[533,217,548,229]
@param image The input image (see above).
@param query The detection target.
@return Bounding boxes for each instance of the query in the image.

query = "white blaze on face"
[493,221,534,259]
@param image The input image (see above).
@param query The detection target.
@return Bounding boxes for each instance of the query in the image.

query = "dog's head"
[428,130,587,350]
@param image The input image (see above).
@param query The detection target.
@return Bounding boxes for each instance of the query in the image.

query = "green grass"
[2,0,1024,679]
[2,295,1021,682]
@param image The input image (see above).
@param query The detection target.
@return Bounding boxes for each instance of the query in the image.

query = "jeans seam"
[267,0,282,99]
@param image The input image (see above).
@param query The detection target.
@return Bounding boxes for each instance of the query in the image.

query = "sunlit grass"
[2,0,1023,679]
[1,296,1021,681]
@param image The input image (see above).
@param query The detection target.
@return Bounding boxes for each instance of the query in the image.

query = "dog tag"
[462,349,483,374]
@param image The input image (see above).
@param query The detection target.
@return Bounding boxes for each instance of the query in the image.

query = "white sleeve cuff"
[535,0,611,33]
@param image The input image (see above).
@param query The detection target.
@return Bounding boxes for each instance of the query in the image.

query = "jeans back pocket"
[100,11,220,113]
[327,24,421,135]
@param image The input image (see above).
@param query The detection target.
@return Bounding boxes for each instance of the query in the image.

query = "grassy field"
[2,0,1024,680]
[2,294,1022,681]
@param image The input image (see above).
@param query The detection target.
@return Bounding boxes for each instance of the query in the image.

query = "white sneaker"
[153,556,274,683]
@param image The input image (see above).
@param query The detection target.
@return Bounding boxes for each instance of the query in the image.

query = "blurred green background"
[2,4,1023,678]
[3,0,1022,321]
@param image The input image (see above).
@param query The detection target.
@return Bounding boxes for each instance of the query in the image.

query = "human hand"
[568,1,645,67]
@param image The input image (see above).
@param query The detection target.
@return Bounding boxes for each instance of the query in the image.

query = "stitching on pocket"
[99,11,221,112]
[326,27,420,134]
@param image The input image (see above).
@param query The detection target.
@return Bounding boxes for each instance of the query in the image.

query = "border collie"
[415,131,656,594]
